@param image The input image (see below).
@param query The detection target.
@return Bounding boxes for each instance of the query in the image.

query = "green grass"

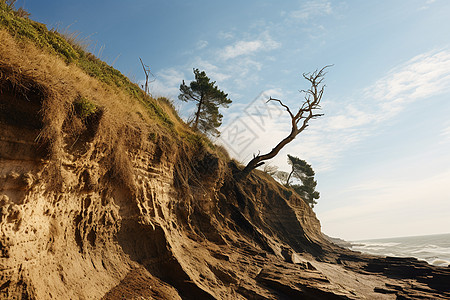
[0,1,173,128]
[0,3,78,61]
[74,96,97,120]
[181,130,216,151]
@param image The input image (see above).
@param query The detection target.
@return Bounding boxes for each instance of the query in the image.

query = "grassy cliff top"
[1,1,230,191]
[0,1,175,128]
[0,1,224,152]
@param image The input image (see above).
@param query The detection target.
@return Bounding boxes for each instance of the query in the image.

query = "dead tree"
[139,57,155,95]
[240,66,330,177]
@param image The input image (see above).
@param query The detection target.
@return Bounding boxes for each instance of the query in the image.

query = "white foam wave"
[353,246,386,251]
[430,259,450,267]
[411,246,450,254]
[352,233,450,267]
[358,242,401,247]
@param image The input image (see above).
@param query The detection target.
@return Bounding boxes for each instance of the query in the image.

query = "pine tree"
[179,69,231,136]
[286,154,314,186]
[286,155,320,208]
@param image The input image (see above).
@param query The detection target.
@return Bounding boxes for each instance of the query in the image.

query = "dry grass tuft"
[0,28,160,190]
[59,29,90,53]
[214,144,230,162]
[0,2,174,129]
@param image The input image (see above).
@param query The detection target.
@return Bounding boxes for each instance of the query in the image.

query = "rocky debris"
[364,256,450,298]
[328,252,450,299]
[101,266,182,300]
[323,233,353,248]
[255,267,353,299]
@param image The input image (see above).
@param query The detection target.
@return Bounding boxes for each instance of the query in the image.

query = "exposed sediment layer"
[1,94,449,299]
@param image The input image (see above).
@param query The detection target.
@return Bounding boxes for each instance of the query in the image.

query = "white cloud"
[302,24,328,39]
[440,124,450,143]
[220,49,450,173]
[310,49,450,168]
[263,88,284,99]
[219,32,280,60]
[148,68,185,98]
[221,40,263,60]
[158,68,184,86]
[217,89,289,161]
[326,105,375,130]
[192,58,231,82]
[218,31,234,40]
[289,0,332,21]
[367,49,450,105]
[419,0,437,10]
[196,40,208,49]
[229,58,263,89]
[441,126,450,137]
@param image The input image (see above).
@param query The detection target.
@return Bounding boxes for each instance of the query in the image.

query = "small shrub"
[148,132,157,142]
[5,0,15,9]
[215,144,230,161]
[15,7,29,18]
[60,29,90,52]
[157,96,174,107]
[74,96,97,120]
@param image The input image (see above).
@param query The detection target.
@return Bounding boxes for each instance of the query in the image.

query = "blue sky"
[22,0,450,240]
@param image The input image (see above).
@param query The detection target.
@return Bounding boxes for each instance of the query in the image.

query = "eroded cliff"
[1,6,450,299]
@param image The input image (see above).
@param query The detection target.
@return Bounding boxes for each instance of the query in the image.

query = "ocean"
[350,233,450,267]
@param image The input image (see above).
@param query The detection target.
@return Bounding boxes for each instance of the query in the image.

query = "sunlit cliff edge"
[1,4,449,299]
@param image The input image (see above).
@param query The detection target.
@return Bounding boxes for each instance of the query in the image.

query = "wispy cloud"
[221,40,263,60]
[311,49,450,165]
[218,30,234,40]
[146,27,281,106]
[326,105,375,130]
[196,40,208,49]
[419,0,437,10]
[368,49,450,107]
[217,89,288,160]
[221,48,450,173]
[219,32,280,60]
[148,68,185,98]
[441,126,450,136]
[192,58,231,82]
[440,123,450,143]
[289,0,333,22]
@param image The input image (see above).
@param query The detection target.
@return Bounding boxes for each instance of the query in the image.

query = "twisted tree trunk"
[239,66,330,178]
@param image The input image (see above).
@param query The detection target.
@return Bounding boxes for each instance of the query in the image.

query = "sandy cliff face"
[0,89,126,298]
[3,89,449,300]
[0,61,344,299]
[0,89,328,299]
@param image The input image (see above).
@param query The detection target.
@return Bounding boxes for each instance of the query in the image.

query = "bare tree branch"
[239,66,331,177]
[267,97,294,119]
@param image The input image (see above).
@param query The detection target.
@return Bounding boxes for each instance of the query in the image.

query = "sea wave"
[351,233,450,267]
[430,259,450,267]
[353,246,386,251]
[411,246,450,255]
[356,242,401,247]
